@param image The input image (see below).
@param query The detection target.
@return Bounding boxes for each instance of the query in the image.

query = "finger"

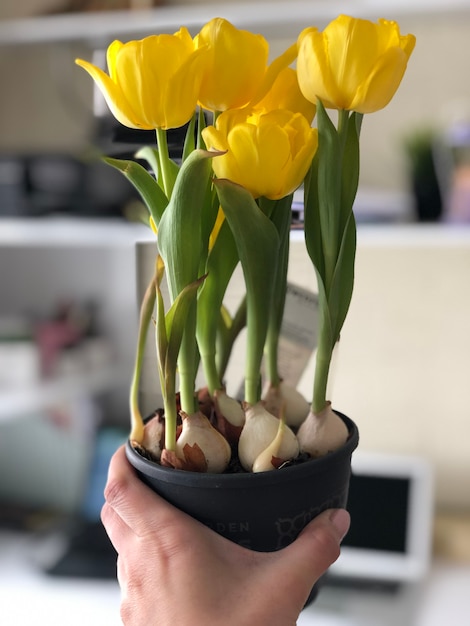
[274,508,350,593]
[116,554,127,589]
[101,500,134,553]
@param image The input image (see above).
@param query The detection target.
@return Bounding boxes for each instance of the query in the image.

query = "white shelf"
[0,216,154,248]
[0,364,127,421]
[0,0,468,48]
[3,214,470,252]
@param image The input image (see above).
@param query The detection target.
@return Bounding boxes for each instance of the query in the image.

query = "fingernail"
[329,509,350,541]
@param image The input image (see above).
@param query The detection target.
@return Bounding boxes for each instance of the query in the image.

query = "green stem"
[177,300,198,415]
[312,341,332,414]
[163,376,178,452]
[216,296,247,383]
[129,271,156,443]
[156,128,174,198]
[264,326,281,386]
[245,375,260,406]
[200,350,222,397]
[245,296,265,405]
[263,196,292,386]
[337,109,350,140]
[318,108,350,296]
[311,109,353,414]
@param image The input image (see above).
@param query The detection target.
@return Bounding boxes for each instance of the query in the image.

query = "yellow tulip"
[202,109,318,200]
[75,28,208,130]
[297,15,416,113]
[195,17,269,112]
[254,66,316,124]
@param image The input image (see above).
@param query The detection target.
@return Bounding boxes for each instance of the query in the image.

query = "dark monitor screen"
[343,474,409,554]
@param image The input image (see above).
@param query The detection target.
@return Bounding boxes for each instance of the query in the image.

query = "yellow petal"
[208,207,225,251]
[196,17,269,111]
[76,28,206,131]
[247,41,298,108]
[205,109,317,200]
[75,57,145,129]
[254,67,316,123]
[296,14,415,113]
[297,27,342,109]
[349,46,411,113]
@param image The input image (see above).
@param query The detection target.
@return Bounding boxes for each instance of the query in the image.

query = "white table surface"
[1,530,469,626]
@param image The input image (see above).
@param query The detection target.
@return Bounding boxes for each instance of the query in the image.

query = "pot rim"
[126,411,359,489]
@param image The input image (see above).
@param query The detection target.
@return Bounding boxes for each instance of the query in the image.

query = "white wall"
[288,227,470,512]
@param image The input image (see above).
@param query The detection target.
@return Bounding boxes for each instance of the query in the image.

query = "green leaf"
[199,188,220,275]
[129,260,157,443]
[157,149,214,302]
[316,99,342,277]
[135,146,161,181]
[136,143,181,204]
[304,102,360,414]
[165,273,207,371]
[303,154,325,280]
[268,195,293,325]
[197,107,208,150]
[196,218,240,393]
[214,179,280,403]
[103,156,168,228]
[264,195,293,384]
[328,210,357,343]
[154,258,206,449]
[155,256,168,393]
[216,295,247,381]
[312,269,334,413]
[340,112,362,228]
[198,219,239,340]
[182,113,197,162]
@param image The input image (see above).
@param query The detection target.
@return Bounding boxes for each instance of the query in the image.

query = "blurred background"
[0,1,469,625]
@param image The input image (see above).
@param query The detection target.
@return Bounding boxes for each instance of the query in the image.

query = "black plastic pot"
[126,412,358,552]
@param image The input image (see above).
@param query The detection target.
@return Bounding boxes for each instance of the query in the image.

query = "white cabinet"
[0,217,154,421]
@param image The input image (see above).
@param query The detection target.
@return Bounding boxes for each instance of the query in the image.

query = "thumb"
[275,508,350,600]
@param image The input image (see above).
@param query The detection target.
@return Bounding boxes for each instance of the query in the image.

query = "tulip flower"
[254,66,316,124]
[297,14,416,113]
[195,17,269,112]
[202,109,318,200]
[75,28,208,131]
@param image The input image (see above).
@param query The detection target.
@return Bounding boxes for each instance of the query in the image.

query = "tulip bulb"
[176,411,231,473]
[238,402,298,472]
[262,381,310,428]
[213,389,245,444]
[297,402,348,458]
[141,411,165,460]
[214,389,245,426]
[252,414,300,473]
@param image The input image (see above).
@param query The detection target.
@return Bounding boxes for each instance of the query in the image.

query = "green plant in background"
[403,127,442,222]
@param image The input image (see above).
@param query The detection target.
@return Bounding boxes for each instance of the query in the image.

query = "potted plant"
[76,14,415,558]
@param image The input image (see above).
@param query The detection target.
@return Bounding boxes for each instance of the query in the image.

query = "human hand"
[101,446,350,626]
